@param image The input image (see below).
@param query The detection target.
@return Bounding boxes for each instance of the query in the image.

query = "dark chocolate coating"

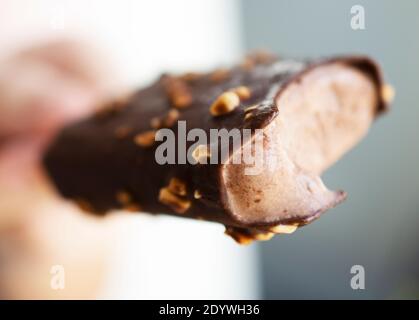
[43,55,387,238]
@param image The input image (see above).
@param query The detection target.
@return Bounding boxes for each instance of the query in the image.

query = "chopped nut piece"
[191,145,211,164]
[172,93,192,109]
[210,92,240,116]
[75,198,95,213]
[224,227,253,245]
[114,126,132,139]
[194,190,202,199]
[164,109,180,127]
[150,109,179,129]
[124,203,142,212]
[116,190,132,205]
[134,130,156,147]
[225,227,276,244]
[236,237,253,245]
[381,84,395,104]
[168,177,187,196]
[210,68,230,82]
[232,86,251,100]
[159,188,191,214]
[269,224,298,234]
[244,112,253,120]
[244,105,258,113]
[254,232,275,241]
[164,77,193,109]
[150,117,162,129]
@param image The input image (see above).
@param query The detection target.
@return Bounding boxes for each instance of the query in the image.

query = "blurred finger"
[0,56,98,138]
[0,39,117,139]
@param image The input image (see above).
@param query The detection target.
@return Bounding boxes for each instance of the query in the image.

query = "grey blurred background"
[241,0,419,299]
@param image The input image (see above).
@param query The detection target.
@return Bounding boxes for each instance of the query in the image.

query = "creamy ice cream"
[224,63,377,224]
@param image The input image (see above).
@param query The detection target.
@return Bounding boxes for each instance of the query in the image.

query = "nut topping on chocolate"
[244,105,258,113]
[75,198,95,214]
[193,190,202,199]
[134,130,156,147]
[191,145,211,164]
[114,126,132,139]
[167,177,187,196]
[159,187,191,214]
[150,117,162,129]
[124,203,142,212]
[163,77,193,109]
[224,228,252,245]
[232,86,252,100]
[116,190,132,205]
[172,93,192,109]
[269,224,299,234]
[253,232,275,241]
[381,84,395,104]
[210,91,240,116]
[150,109,179,129]
[244,112,254,120]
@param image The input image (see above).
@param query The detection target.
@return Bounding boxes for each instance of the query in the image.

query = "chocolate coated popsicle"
[43,52,392,243]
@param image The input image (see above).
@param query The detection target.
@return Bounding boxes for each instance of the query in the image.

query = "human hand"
[0,40,114,299]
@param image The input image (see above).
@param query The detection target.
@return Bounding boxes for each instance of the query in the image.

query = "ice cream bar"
[43,52,392,243]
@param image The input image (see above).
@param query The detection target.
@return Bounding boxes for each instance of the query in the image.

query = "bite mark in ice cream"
[223,64,377,225]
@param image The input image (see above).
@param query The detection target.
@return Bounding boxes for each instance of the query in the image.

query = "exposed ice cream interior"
[223,63,377,224]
